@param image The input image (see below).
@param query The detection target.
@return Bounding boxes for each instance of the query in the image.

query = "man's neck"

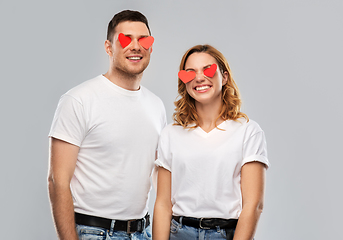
[104,69,142,91]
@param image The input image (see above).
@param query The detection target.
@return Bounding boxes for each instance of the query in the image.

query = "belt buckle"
[199,218,210,229]
[126,219,135,234]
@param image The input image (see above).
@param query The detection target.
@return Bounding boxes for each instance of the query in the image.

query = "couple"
[48,10,269,240]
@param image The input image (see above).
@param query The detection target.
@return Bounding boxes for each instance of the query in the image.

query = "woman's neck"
[195,100,224,133]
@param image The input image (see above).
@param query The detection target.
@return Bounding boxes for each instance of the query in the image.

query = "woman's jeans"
[169,218,235,240]
[76,223,152,240]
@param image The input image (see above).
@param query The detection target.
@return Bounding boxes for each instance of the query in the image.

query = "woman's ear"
[222,71,229,85]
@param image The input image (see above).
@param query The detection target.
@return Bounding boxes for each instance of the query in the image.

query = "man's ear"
[150,46,153,53]
[104,40,113,57]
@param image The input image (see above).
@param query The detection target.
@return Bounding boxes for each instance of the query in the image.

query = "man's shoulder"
[140,85,159,98]
[65,75,104,98]
[140,86,164,105]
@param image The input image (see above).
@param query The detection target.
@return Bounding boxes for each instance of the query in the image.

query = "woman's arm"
[233,161,267,240]
[153,167,173,240]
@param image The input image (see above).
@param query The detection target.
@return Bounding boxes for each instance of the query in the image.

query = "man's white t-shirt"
[49,75,166,220]
[155,119,269,219]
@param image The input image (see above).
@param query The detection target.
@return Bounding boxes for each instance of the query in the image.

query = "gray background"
[1,0,342,239]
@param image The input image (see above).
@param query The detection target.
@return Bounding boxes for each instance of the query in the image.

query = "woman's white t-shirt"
[155,119,269,219]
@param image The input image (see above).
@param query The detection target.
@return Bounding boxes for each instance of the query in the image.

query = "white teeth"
[196,86,210,91]
[128,56,141,60]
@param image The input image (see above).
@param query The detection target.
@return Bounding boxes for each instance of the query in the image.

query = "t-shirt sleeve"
[152,126,172,190]
[155,128,172,172]
[160,102,167,130]
[48,94,86,147]
[242,123,270,169]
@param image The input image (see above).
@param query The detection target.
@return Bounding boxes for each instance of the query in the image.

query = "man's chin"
[125,65,148,76]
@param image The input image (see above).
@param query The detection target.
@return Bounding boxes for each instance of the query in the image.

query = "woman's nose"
[194,71,205,82]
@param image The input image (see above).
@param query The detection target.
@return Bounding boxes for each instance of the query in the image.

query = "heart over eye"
[118,33,131,48]
[178,70,196,83]
[139,36,154,49]
[203,64,217,78]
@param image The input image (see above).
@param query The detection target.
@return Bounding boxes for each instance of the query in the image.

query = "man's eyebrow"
[123,34,150,38]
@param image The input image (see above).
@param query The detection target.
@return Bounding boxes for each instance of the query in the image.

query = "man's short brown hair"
[107,10,151,42]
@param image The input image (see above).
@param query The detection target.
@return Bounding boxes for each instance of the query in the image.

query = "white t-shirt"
[155,119,269,219]
[49,75,166,220]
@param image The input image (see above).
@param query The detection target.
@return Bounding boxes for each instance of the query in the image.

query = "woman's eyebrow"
[203,64,212,69]
[185,64,212,71]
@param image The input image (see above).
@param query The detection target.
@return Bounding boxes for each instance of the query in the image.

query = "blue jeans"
[169,218,235,240]
[76,223,151,240]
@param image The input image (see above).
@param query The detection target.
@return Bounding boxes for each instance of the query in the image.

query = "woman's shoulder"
[161,122,192,136]
[232,117,261,127]
[162,123,184,132]
[237,118,264,139]
[226,118,263,133]
[246,119,263,131]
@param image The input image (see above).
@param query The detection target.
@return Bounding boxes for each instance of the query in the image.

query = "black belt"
[172,216,237,230]
[75,212,150,233]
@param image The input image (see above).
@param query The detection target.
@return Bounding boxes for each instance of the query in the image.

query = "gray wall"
[1,0,342,239]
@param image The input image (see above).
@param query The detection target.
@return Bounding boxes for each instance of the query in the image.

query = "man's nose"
[130,39,141,51]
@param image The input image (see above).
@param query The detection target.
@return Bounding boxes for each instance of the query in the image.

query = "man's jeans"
[169,218,235,240]
[76,223,151,240]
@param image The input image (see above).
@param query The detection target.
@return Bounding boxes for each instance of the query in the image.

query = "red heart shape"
[178,70,196,83]
[203,64,217,78]
[139,36,154,49]
[118,33,131,48]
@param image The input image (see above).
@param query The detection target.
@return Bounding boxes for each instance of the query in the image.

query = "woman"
[153,45,269,240]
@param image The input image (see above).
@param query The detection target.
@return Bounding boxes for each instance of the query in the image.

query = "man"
[48,10,166,240]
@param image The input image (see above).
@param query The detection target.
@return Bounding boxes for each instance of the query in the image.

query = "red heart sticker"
[118,33,131,48]
[203,64,217,78]
[178,70,196,83]
[139,36,154,49]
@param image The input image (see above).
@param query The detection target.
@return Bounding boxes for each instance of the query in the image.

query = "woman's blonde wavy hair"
[173,44,248,128]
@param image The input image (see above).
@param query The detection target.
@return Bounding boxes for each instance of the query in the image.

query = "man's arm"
[153,167,173,240]
[48,137,79,240]
[233,161,266,240]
